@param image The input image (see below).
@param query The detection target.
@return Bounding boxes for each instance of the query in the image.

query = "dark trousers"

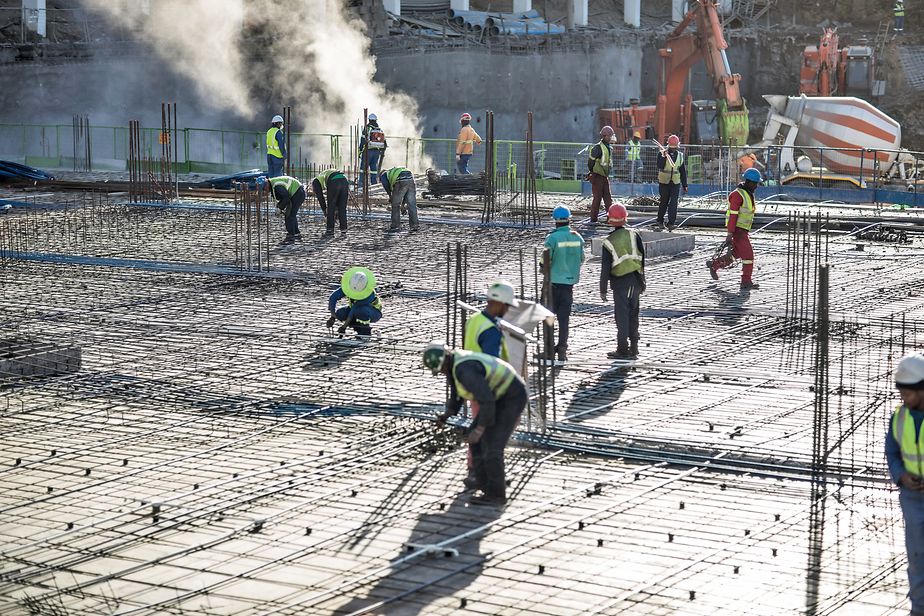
[589,173,612,222]
[611,274,641,351]
[267,155,284,178]
[283,186,305,236]
[896,15,905,31]
[657,182,681,225]
[457,154,472,174]
[471,382,527,499]
[551,283,574,351]
[325,177,349,232]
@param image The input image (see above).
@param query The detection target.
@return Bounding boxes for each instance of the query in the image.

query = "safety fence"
[3,122,924,204]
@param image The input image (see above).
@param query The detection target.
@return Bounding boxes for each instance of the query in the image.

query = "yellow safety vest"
[603,227,643,278]
[315,169,345,191]
[463,311,510,363]
[657,150,684,184]
[589,140,611,176]
[451,350,516,401]
[268,175,300,196]
[893,405,924,477]
[385,167,410,186]
[895,3,905,17]
[725,187,755,231]
[266,127,283,159]
[627,141,641,161]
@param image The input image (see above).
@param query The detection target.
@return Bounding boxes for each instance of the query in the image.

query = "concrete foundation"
[0,337,81,380]
[590,230,695,258]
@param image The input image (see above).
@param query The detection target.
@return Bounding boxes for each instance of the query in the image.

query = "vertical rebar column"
[482,110,496,224]
[173,102,179,200]
[362,108,369,216]
[234,183,240,269]
[284,106,292,177]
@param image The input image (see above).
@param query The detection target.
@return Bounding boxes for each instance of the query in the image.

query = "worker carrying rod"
[327,267,383,337]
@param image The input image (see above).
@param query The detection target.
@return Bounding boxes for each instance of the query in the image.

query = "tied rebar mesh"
[233,182,271,272]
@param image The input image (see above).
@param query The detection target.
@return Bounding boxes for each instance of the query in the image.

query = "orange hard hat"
[633,132,641,138]
[460,112,472,123]
[600,125,615,138]
[667,134,680,147]
[606,203,628,227]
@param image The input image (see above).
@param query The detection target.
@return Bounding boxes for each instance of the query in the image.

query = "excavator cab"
[843,46,874,98]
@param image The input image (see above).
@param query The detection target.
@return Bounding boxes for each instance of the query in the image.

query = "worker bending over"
[708,168,762,291]
[379,167,420,233]
[456,112,482,174]
[656,134,688,230]
[258,175,304,244]
[266,114,287,178]
[587,126,614,224]
[425,342,527,507]
[886,352,924,614]
[600,203,645,359]
[327,267,382,336]
[542,205,585,361]
[312,168,350,237]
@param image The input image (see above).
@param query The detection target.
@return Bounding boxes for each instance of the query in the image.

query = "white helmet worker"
[271,114,284,124]
[340,266,376,300]
[896,352,924,389]
[486,280,519,307]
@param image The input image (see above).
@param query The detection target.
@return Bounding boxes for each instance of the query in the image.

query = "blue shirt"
[544,225,585,285]
[328,288,380,313]
[886,405,924,484]
[476,310,503,358]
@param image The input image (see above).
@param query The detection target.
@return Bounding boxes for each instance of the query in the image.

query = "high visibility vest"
[626,141,641,161]
[348,291,382,324]
[893,405,924,477]
[463,311,510,363]
[451,350,516,401]
[658,150,684,184]
[603,227,643,278]
[315,169,345,191]
[895,2,905,17]
[589,140,611,176]
[725,187,755,231]
[268,175,300,196]
[266,127,283,159]
[385,167,410,187]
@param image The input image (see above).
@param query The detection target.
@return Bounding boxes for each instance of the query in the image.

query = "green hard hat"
[422,340,449,375]
[341,266,376,300]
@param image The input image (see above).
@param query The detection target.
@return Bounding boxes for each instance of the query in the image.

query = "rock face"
[0,338,81,381]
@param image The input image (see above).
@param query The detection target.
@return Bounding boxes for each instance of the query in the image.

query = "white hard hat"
[486,280,518,307]
[896,352,924,389]
[368,113,378,121]
[271,115,284,124]
[348,271,368,294]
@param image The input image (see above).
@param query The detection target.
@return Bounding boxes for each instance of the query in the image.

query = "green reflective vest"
[266,127,283,159]
[658,150,684,184]
[725,187,755,231]
[626,141,641,161]
[463,311,510,362]
[589,140,611,176]
[603,227,643,278]
[452,350,516,401]
[315,169,345,191]
[385,166,410,187]
[893,405,924,477]
[268,175,300,196]
[895,2,905,17]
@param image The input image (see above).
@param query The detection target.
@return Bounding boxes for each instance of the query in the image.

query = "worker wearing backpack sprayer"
[358,114,387,187]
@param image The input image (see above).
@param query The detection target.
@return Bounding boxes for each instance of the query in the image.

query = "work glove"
[435,411,451,429]
[326,314,336,329]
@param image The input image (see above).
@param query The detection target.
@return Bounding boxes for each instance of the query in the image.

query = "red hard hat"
[600,125,615,138]
[667,134,680,147]
[460,112,472,122]
[606,203,628,227]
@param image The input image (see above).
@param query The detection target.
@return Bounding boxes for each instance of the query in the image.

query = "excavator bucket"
[717,99,750,147]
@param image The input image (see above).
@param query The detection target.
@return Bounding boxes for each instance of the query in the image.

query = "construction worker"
[886,351,924,614]
[625,132,643,183]
[327,267,382,336]
[358,113,387,187]
[311,168,350,237]
[600,203,645,359]
[587,126,615,224]
[542,205,585,361]
[425,342,527,507]
[456,112,482,175]
[266,114,286,178]
[707,168,763,291]
[737,150,765,176]
[656,134,688,230]
[257,175,304,244]
[895,0,905,33]
[379,167,420,233]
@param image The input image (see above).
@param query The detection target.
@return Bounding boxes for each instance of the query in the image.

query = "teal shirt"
[544,225,585,285]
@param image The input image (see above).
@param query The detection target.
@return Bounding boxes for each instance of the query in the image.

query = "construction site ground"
[1,176,923,615]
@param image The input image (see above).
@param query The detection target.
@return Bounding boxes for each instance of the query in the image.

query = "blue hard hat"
[742,168,764,184]
[255,175,267,187]
[551,205,572,220]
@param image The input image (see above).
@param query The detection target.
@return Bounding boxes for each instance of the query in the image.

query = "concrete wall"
[375,45,643,143]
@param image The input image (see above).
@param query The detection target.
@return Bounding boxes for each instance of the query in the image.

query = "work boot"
[707,259,719,280]
[606,347,632,360]
[740,281,760,291]
[292,232,302,239]
[410,226,420,233]
[354,325,372,336]
[462,472,482,492]
[324,230,335,237]
[629,341,639,357]
[281,235,295,245]
[468,494,506,507]
[556,346,568,362]
[386,226,401,234]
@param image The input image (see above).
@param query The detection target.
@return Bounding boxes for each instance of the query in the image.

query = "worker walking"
[600,203,645,359]
[327,267,383,336]
[379,167,420,233]
[258,175,304,244]
[625,132,644,184]
[587,126,615,224]
[656,134,688,230]
[266,114,287,178]
[425,342,527,507]
[358,113,387,187]
[707,168,763,291]
[542,205,585,361]
[312,168,350,237]
[895,1,905,33]
[456,113,482,174]
[886,351,924,614]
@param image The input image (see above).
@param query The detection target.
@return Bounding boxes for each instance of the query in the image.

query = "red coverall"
[711,185,755,284]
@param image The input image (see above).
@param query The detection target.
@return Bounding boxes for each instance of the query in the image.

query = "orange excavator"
[799,27,875,98]
[598,0,749,146]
